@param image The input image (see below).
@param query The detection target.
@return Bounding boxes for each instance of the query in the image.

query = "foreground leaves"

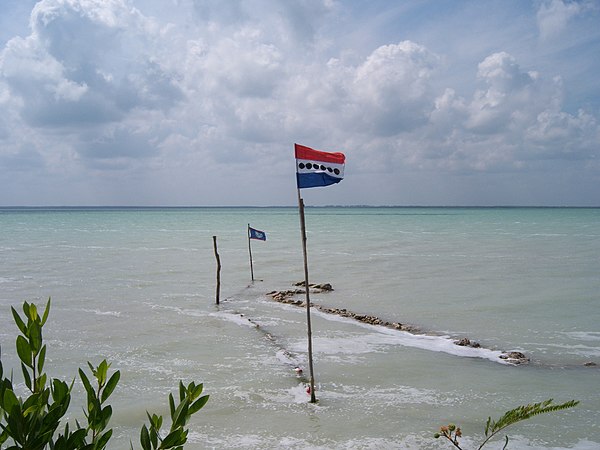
[138,381,209,450]
[0,299,209,449]
[435,398,579,449]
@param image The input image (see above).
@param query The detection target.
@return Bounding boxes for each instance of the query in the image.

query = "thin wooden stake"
[213,235,221,305]
[298,191,317,403]
[247,224,255,282]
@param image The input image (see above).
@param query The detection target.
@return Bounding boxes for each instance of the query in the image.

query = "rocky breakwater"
[266,282,530,365]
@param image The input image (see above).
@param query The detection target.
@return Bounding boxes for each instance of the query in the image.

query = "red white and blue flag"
[295,144,345,189]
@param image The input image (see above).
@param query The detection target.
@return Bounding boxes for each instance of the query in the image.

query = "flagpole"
[248,224,255,282]
[213,235,221,305]
[297,188,317,403]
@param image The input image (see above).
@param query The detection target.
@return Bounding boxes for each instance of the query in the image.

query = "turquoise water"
[0,207,599,449]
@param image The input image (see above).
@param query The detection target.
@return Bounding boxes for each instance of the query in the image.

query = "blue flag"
[249,227,266,241]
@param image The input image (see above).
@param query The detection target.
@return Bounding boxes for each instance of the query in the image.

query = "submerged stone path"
[267,282,531,365]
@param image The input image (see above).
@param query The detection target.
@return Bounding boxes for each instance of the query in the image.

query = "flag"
[249,227,266,241]
[295,143,345,189]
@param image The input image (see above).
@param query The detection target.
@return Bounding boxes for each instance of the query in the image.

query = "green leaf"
[179,381,186,402]
[96,429,113,450]
[146,412,163,431]
[150,425,159,449]
[21,362,32,391]
[52,379,70,403]
[22,301,31,320]
[171,398,189,429]
[67,428,88,447]
[100,404,113,428]
[191,383,204,400]
[28,302,39,321]
[23,402,43,417]
[38,345,47,373]
[169,393,175,417]
[41,298,51,326]
[36,373,48,392]
[96,360,109,387]
[140,425,151,450]
[79,369,95,399]
[16,335,33,368]
[101,371,120,403]
[11,307,27,335]
[29,321,43,355]
[2,388,20,413]
[189,395,209,415]
[485,416,491,435]
[159,429,186,449]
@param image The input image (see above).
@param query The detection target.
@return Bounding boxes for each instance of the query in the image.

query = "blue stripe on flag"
[296,172,343,189]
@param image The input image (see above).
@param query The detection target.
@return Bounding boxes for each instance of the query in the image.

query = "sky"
[0,0,599,206]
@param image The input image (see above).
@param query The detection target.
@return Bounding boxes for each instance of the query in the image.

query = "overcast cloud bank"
[1,0,599,206]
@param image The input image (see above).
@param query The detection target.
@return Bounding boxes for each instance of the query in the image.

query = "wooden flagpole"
[297,189,317,403]
[247,224,255,282]
[213,235,221,305]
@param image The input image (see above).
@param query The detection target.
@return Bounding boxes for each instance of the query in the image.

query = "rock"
[454,338,481,348]
[312,283,333,291]
[292,281,333,292]
[499,351,529,364]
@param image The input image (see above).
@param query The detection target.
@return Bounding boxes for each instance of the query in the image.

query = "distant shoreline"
[1,205,599,210]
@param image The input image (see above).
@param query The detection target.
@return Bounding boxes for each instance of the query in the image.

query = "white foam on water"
[210,311,260,328]
[541,342,600,358]
[145,302,208,319]
[315,382,453,409]
[275,348,301,366]
[191,430,600,450]
[80,308,121,317]
[309,309,510,364]
[287,382,313,403]
[493,436,600,450]
[563,331,600,342]
[188,432,332,450]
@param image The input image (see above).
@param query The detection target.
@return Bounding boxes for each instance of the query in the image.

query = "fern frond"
[477,399,579,449]
[487,399,579,435]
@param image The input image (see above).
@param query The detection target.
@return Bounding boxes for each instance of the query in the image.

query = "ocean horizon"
[1,206,598,449]
[2,205,599,209]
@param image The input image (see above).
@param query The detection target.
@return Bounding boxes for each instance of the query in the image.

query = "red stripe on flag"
[295,144,345,164]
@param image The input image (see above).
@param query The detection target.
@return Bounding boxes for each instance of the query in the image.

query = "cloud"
[537,0,586,40]
[1,0,182,130]
[465,52,540,134]
[0,0,598,205]
[0,145,45,172]
[349,41,438,135]
[398,50,599,174]
[525,108,599,160]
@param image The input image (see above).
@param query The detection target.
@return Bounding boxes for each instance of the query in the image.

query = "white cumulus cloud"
[0,0,599,205]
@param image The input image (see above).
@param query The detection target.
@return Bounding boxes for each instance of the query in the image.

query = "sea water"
[0,206,598,449]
